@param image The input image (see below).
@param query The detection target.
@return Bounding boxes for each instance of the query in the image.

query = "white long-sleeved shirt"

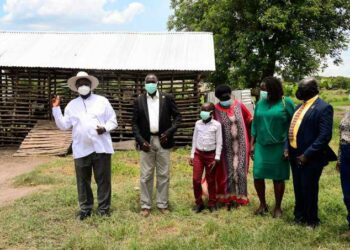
[147,91,160,133]
[52,94,118,159]
[190,119,223,160]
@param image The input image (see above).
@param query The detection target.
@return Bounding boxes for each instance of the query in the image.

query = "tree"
[168,0,350,88]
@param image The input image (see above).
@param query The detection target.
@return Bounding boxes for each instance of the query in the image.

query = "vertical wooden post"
[194,73,202,112]
[170,73,174,94]
[28,68,33,117]
[47,71,52,120]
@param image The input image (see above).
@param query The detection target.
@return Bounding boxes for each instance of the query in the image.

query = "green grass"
[0,97,349,249]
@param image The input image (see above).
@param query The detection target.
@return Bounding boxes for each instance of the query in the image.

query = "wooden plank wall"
[0,68,201,147]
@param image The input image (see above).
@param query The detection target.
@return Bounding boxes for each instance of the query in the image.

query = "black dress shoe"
[77,210,91,221]
[193,204,205,213]
[306,221,320,229]
[97,209,111,217]
[208,205,217,213]
[294,217,306,225]
[306,223,319,229]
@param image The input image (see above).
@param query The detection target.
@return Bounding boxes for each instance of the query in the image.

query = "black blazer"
[132,92,182,149]
[289,98,337,167]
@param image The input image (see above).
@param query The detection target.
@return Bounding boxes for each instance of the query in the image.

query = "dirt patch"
[0,148,53,207]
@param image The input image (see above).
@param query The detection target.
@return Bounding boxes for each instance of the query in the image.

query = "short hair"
[261,76,284,102]
[298,77,319,96]
[202,102,215,111]
[215,85,232,99]
[145,73,158,82]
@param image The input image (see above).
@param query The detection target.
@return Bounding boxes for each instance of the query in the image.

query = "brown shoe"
[140,208,151,218]
[158,208,170,214]
[341,230,350,239]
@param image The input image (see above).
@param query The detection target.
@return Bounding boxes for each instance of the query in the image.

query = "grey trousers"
[74,152,111,213]
[140,136,170,209]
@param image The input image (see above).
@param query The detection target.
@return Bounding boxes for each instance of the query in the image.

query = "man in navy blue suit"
[288,78,337,228]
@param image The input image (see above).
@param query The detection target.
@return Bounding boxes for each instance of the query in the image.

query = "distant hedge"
[319,77,350,90]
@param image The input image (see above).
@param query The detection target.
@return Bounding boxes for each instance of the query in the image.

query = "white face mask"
[78,85,91,96]
[260,90,268,99]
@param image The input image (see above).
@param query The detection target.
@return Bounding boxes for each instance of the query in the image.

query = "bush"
[320,77,350,90]
[283,82,297,97]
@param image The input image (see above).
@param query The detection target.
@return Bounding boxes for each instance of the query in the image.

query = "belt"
[150,132,160,136]
[196,149,216,154]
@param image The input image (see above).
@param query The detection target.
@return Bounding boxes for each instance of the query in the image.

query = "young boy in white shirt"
[189,103,223,213]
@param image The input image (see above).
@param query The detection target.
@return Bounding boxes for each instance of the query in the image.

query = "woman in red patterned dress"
[214,85,252,210]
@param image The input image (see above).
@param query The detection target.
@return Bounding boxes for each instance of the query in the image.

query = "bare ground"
[0,148,53,207]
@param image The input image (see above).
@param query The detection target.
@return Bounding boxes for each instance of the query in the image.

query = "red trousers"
[193,149,217,207]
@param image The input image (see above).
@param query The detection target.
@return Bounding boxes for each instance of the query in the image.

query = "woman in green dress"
[251,77,295,218]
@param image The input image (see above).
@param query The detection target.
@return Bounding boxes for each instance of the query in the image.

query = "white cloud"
[102,2,144,24]
[319,48,350,77]
[0,0,144,30]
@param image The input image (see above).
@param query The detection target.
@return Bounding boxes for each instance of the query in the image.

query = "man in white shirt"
[132,74,181,217]
[52,71,118,220]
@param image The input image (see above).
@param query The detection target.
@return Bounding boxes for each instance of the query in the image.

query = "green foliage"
[283,82,297,97]
[320,76,350,90]
[168,0,350,87]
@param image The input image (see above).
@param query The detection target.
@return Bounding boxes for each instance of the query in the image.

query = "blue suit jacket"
[289,98,337,167]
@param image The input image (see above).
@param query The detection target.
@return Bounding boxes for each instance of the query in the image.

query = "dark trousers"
[340,145,350,227]
[193,150,217,207]
[74,152,112,212]
[290,153,323,225]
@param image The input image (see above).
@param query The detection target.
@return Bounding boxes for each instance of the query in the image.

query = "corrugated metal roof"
[0,31,215,71]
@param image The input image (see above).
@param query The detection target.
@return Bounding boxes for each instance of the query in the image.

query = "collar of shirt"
[199,119,214,125]
[147,91,159,99]
[79,93,94,102]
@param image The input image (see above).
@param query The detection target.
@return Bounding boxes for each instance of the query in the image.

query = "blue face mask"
[145,83,157,95]
[220,99,233,107]
[260,90,268,99]
[200,111,212,121]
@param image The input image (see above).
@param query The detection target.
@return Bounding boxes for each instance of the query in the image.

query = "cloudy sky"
[0,0,348,77]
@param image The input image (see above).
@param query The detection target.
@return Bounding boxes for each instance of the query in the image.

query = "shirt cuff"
[105,120,118,133]
[215,155,220,161]
[52,106,62,116]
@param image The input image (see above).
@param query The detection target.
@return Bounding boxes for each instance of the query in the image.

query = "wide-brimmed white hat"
[67,71,99,92]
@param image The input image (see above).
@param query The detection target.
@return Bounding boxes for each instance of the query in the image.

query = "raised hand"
[52,95,61,107]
